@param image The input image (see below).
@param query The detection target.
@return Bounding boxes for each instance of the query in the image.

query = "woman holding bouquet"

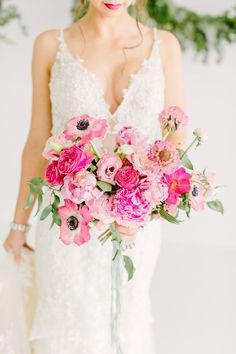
[3,0,186,353]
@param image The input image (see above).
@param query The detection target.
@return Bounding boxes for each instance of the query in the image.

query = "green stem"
[89,141,101,159]
[180,137,198,159]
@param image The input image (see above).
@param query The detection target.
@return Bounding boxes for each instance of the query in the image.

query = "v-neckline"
[60,27,158,119]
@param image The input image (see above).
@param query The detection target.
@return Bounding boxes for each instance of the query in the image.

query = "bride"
[2,0,186,353]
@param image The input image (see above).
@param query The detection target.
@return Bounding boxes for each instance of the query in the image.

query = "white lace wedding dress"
[0,26,165,354]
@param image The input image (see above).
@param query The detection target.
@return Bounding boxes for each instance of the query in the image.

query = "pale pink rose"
[148,140,181,174]
[97,153,122,185]
[42,133,69,160]
[127,151,153,176]
[111,186,152,226]
[115,166,140,189]
[159,106,188,131]
[58,199,92,246]
[189,174,206,212]
[116,126,147,148]
[89,193,115,224]
[64,114,108,144]
[45,160,64,186]
[58,145,94,175]
[61,170,100,204]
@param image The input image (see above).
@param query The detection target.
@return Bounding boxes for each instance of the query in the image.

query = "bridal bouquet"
[26,107,223,281]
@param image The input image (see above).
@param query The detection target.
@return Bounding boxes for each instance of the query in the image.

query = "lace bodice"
[49,26,165,147]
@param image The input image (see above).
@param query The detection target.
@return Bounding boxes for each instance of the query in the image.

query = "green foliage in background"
[0,0,27,42]
[71,0,236,61]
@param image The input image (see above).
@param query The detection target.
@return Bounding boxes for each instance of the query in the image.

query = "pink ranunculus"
[89,193,115,224]
[42,133,69,160]
[58,199,92,246]
[148,140,181,174]
[127,151,153,176]
[61,170,100,204]
[116,126,148,149]
[58,144,94,175]
[159,105,188,131]
[64,114,108,144]
[45,160,64,186]
[97,153,123,185]
[115,166,140,189]
[164,167,191,205]
[189,174,206,212]
[111,186,152,226]
[143,174,169,206]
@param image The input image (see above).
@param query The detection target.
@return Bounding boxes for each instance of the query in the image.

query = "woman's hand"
[114,221,138,245]
[3,230,28,263]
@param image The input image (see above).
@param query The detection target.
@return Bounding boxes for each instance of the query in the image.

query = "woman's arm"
[3,30,58,261]
[159,30,187,149]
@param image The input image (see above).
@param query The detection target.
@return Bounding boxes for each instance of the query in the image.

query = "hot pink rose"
[89,193,115,224]
[64,114,108,144]
[116,126,147,148]
[97,153,122,185]
[58,145,94,175]
[62,170,101,204]
[45,160,64,186]
[115,166,140,189]
[58,199,92,246]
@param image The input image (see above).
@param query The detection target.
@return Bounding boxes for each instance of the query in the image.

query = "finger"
[12,247,21,263]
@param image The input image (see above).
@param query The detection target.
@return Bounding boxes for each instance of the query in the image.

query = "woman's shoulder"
[156,29,182,68]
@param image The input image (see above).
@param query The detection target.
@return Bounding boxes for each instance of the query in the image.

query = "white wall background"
[0,1,235,353]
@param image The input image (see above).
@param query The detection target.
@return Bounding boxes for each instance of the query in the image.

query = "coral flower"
[64,114,108,144]
[148,140,180,174]
[164,167,191,205]
[58,199,92,246]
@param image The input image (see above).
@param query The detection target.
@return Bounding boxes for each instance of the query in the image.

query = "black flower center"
[76,119,90,131]
[192,185,199,197]
[66,216,79,230]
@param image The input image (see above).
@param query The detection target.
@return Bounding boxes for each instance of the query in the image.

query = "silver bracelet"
[10,221,31,233]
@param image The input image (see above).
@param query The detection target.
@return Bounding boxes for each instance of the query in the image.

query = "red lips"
[104,2,123,10]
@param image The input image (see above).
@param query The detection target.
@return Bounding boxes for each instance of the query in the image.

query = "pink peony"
[58,145,94,175]
[111,186,152,226]
[64,114,108,144]
[42,133,69,160]
[89,193,115,224]
[164,167,191,205]
[45,160,64,186]
[97,153,122,185]
[61,170,101,204]
[115,166,140,190]
[189,174,206,212]
[143,174,169,206]
[127,151,153,176]
[159,106,188,131]
[58,199,92,246]
[116,126,147,148]
[148,140,180,174]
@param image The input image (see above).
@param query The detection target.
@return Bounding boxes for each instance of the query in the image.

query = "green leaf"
[35,192,43,216]
[178,149,194,170]
[40,204,52,221]
[52,194,61,208]
[123,255,136,281]
[97,180,113,192]
[25,191,34,209]
[159,209,181,224]
[207,200,224,214]
[52,207,61,226]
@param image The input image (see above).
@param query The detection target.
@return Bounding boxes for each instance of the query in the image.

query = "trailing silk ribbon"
[110,223,124,354]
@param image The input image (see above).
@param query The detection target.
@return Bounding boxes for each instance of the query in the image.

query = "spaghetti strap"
[56,28,65,47]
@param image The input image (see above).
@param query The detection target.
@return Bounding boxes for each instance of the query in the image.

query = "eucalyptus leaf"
[25,191,34,209]
[52,207,62,226]
[40,204,52,221]
[123,255,136,281]
[35,192,43,216]
[207,200,224,214]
